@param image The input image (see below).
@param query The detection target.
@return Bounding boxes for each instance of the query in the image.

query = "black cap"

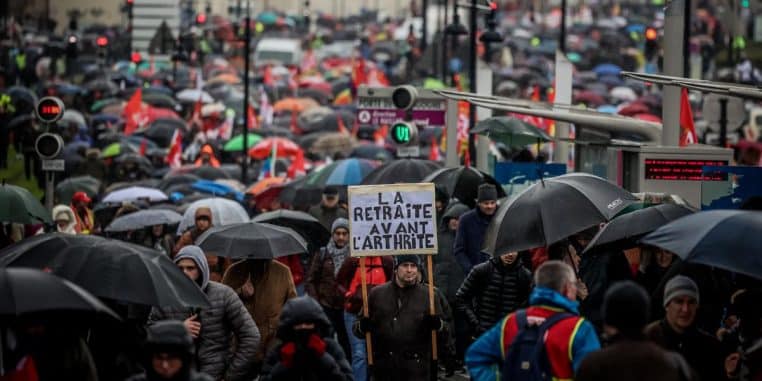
[394,255,422,268]
[477,184,498,202]
[145,321,193,354]
[602,281,650,339]
[323,186,339,196]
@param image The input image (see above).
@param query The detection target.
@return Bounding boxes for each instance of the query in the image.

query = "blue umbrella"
[641,210,762,280]
[191,180,244,201]
[593,63,622,77]
[325,158,378,185]
[597,105,618,114]
[598,75,624,87]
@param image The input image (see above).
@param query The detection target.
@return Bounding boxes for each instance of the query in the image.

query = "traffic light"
[35,133,64,160]
[390,122,418,146]
[66,34,78,59]
[742,0,749,8]
[196,13,207,25]
[35,96,65,124]
[644,27,658,60]
[391,85,418,111]
[96,36,109,47]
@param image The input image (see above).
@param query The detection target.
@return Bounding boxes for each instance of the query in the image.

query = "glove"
[280,342,297,368]
[357,316,372,334]
[423,314,443,331]
[306,334,326,357]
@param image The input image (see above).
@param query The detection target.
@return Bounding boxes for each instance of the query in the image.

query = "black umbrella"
[158,174,202,191]
[584,204,695,253]
[278,177,322,208]
[483,173,639,255]
[0,267,119,320]
[134,118,185,147]
[350,144,394,161]
[191,166,232,180]
[423,166,506,208]
[196,222,309,259]
[105,209,183,232]
[55,175,102,204]
[0,234,210,308]
[361,159,442,185]
[641,210,762,280]
[252,209,330,252]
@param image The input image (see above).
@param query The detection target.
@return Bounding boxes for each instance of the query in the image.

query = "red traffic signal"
[35,96,66,124]
[196,13,207,24]
[645,27,658,41]
[131,51,143,63]
[488,1,498,10]
[96,36,109,47]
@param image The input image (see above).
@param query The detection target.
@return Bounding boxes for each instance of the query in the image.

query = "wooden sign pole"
[360,257,374,365]
[426,254,438,360]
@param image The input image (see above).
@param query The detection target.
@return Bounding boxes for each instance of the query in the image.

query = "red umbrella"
[249,137,302,159]
[573,91,606,107]
[618,102,651,117]
[633,113,662,123]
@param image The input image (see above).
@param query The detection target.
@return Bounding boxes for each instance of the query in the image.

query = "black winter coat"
[455,257,532,335]
[261,296,352,381]
[354,281,453,381]
[645,319,728,381]
[453,208,493,274]
[149,282,261,381]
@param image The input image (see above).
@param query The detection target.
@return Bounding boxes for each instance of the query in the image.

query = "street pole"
[683,0,691,77]
[422,0,429,52]
[559,0,566,53]
[441,0,448,81]
[468,0,477,164]
[719,98,728,147]
[662,0,685,146]
[242,1,250,184]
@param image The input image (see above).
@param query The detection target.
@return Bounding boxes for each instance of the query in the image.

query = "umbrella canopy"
[197,222,308,259]
[135,118,185,147]
[584,204,694,253]
[618,102,651,116]
[176,89,214,103]
[177,197,249,235]
[610,86,638,103]
[593,63,622,77]
[164,165,232,180]
[483,173,639,255]
[55,175,101,204]
[191,180,244,200]
[223,133,263,152]
[273,97,319,113]
[641,210,762,280]
[103,186,168,204]
[0,234,210,308]
[350,144,394,161]
[423,166,507,208]
[252,210,330,252]
[249,137,302,159]
[158,174,202,191]
[472,116,552,147]
[310,133,355,157]
[0,267,119,320]
[248,176,288,195]
[361,159,442,185]
[105,209,183,232]
[573,91,606,107]
[304,158,379,187]
[101,141,136,158]
[0,182,50,224]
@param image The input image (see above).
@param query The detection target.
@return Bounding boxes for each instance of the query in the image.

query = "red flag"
[428,136,441,161]
[531,85,541,102]
[263,65,275,86]
[287,149,306,178]
[351,118,360,137]
[247,104,259,130]
[374,125,388,147]
[289,110,301,135]
[679,88,698,146]
[337,116,348,134]
[123,88,143,135]
[352,58,368,88]
[139,138,147,156]
[165,129,183,168]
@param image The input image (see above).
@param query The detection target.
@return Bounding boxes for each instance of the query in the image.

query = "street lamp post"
[241,0,251,184]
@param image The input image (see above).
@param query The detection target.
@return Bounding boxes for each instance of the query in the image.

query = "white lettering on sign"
[348,183,438,257]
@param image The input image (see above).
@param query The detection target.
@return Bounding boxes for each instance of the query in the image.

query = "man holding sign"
[353,255,453,381]
[347,183,454,381]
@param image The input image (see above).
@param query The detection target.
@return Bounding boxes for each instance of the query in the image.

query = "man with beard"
[354,255,453,381]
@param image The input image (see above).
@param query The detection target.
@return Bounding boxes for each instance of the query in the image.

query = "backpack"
[501,309,574,381]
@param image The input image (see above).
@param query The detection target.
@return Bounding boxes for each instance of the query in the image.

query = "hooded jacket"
[126,321,214,381]
[434,202,469,302]
[52,205,77,235]
[261,297,353,381]
[149,246,261,381]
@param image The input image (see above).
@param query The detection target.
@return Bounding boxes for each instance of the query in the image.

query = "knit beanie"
[394,255,422,269]
[331,218,349,233]
[663,275,699,307]
[602,281,651,338]
[477,184,497,202]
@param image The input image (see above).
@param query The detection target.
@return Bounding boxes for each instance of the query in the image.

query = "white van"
[254,38,303,67]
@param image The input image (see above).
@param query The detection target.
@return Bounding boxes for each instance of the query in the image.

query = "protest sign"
[348,183,438,257]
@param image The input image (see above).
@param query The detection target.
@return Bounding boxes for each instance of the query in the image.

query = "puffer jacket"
[149,246,261,381]
[305,246,346,310]
[261,296,353,381]
[455,257,532,335]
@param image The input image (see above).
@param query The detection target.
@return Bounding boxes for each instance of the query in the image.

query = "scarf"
[326,239,349,276]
